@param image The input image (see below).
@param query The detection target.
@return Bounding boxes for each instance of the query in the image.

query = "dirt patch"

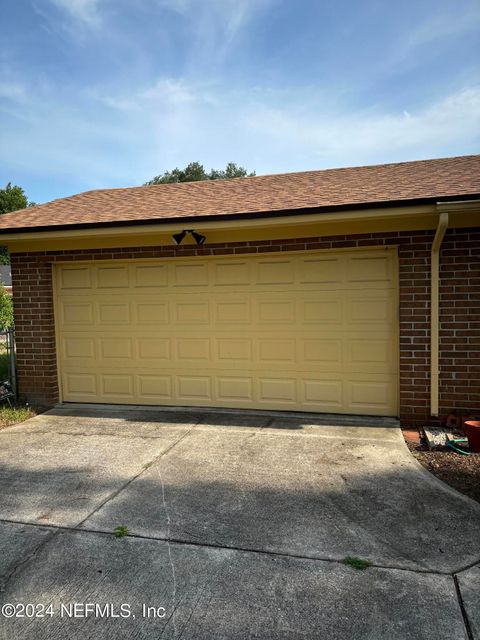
[407,441,480,504]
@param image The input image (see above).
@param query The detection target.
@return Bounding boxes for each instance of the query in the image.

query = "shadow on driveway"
[0,412,479,573]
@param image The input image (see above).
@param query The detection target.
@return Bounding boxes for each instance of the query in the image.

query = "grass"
[0,405,36,430]
[341,556,373,571]
[114,525,129,538]
[0,346,38,430]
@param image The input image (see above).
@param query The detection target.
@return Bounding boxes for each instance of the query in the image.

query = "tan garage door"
[54,248,398,415]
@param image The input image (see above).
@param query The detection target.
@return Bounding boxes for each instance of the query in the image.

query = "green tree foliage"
[0,182,36,265]
[145,162,255,185]
[0,183,29,214]
[0,287,13,330]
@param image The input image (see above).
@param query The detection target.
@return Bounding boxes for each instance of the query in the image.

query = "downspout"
[430,212,449,417]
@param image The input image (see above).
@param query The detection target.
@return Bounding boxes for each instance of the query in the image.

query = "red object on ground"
[464,421,480,453]
[402,429,421,444]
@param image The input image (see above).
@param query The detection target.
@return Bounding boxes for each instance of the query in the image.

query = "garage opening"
[54,248,399,416]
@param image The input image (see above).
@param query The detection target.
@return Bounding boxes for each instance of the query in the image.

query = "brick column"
[438,228,480,419]
[10,254,59,406]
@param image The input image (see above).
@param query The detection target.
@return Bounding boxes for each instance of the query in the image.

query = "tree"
[0,182,36,265]
[0,287,13,330]
[0,183,29,214]
[145,162,255,185]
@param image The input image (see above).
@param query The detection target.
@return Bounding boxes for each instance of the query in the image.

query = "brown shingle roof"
[1,155,479,233]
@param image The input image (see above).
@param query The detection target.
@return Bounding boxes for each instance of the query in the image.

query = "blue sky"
[1,0,479,204]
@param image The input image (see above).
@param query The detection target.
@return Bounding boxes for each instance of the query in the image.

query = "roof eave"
[1,194,479,236]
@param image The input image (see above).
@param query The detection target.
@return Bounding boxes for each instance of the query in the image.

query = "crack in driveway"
[75,421,201,530]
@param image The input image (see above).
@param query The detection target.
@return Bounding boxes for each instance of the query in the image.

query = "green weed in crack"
[342,556,372,570]
[114,525,129,538]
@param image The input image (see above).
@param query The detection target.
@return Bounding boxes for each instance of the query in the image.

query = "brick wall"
[10,227,480,424]
[438,229,480,422]
[10,254,58,407]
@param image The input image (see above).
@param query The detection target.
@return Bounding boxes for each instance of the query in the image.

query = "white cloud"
[0,81,27,101]
[94,80,480,181]
[156,0,191,14]
[241,87,480,166]
[1,74,479,197]
[402,7,480,53]
[141,78,196,105]
[49,0,102,25]
[159,0,271,26]
[154,0,275,68]
[383,6,480,70]
[98,76,218,112]
[214,0,269,38]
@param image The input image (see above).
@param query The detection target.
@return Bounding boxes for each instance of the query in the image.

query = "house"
[0,155,479,425]
[0,265,12,294]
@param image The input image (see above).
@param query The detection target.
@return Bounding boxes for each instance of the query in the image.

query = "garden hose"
[445,438,471,456]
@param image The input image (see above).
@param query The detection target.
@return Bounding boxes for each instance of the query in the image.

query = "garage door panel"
[62,372,97,398]
[173,262,209,287]
[135,302,169,325]
[96,265,130,289]
[133,264,169,287]
[258,300,295,324]
[302,379,343,407]
[137,337,171,360]
[175,301,210,324]
[303,299,341,324]
[137,375,172,399]
[98,337,132,360]
[257,339,296,364]
[347,297,395,325]
[346,254,393,283]
[101,374,134,398]
[98,302,130,325]
[347,338,396,373]
[215,338,253,362]
[59,266,92,290]
[299,256,344,285]
[258,378,297,404]
[256,259,295,285]
[216,377,253,402]
[55,249,398,415]
[214,300,251,324]
[347,376,397,414]
[59,300,94,327]
[176,338,211,362]
[214,261,250,286]
[62,337,95,360]
[302,339,343,372]
[177,376,212,400]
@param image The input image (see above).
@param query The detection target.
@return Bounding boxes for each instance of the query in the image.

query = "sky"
[0,0,479,204]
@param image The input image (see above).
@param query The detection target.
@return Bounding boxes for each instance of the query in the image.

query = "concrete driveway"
[1,405,479,639]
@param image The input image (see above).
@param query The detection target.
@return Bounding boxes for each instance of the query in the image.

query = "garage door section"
[55,249,398,415]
